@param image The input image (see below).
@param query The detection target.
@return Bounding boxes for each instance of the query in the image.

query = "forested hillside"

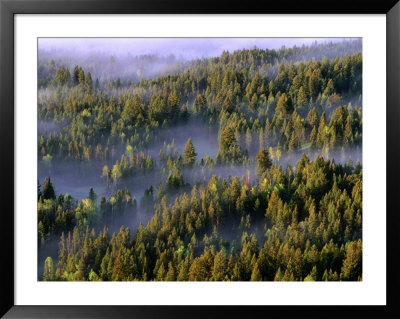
[38,39,362,281]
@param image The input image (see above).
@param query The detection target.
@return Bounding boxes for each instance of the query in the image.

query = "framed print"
[1,0,399,318]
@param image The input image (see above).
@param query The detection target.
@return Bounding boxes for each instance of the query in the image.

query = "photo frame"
[1,0,399,318]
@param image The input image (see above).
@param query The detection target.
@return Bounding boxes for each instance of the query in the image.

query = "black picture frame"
[1,0,399,318]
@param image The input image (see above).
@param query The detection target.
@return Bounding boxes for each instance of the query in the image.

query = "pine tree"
[288,132,300,152]
[250,93,258,112]
[188,258,208,281]
[73,65,80,85]
[297,86,307,108]
[275,93,292,117]
[217,126,242,163]
[42,177,56,200]
[193,94,207,115]
[43,256,54,281]
[274,267,284,281]
[304,265,318,281]
[340,240,362,281]
[250,262,262,281]
[37,180,42,200]
[183,138,197,167]
[77,256,86,281]
[85,72,93,89]
[87,187,95,201]
[310,126,317,149]
[256,149,272,176]
[156,263,166,281]
[166,262,175,281]
[168,90,180,121]
[212,250,227,281]
[78,68,85,85]
[55,66,71,87]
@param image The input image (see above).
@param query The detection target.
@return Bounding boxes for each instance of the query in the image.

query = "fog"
[38,118,361,206]
[38,120,70,137]
[39,38,356,60]
[140,122,219,159]
[37,38,363,277]
[38,38,361,84]
[37,120,361,279]
[39,50,184,84]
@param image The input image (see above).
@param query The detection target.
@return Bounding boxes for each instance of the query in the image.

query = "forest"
[38,39,362,281]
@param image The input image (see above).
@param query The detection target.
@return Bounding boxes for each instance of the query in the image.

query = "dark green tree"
[43,256,54,281]
[256,149,272,176]
[55,66,70,87]
[42,177,56,200]
[183,138,197,167]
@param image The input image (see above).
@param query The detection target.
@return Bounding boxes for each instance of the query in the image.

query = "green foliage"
[217,126,245,164]
[256,149,272,176]
[39,44,362,165]
[183,138,197,167]
[38,41,363,282]
[43,257,54,281]
[40,155,362,281]
[55,66,70,87]
[42,177,56,200]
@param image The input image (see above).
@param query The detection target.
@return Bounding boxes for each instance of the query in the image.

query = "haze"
[39,37,356,60]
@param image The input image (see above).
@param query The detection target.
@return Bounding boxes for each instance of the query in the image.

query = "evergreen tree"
[183,138,197,167]
[256,149,272,176]
[43,256,54,281]
[85,72,93,89]
[89,187,97,203]
[55,66,70,87]
[250,263,262,281]
[340,240,362,281]
[217,126,243,163]
[38,180,42,200]
[212,250,227,281]
[42,177,56,200]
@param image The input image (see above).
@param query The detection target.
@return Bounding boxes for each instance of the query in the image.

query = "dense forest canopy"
[38,39,362,281]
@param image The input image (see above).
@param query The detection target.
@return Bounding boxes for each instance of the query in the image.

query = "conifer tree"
[43,256,54,281]
[256,149,272,176]
[42,177,56,200]
[183,138,197,167]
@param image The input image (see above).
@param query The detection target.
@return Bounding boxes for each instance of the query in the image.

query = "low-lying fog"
[38,38,362,84]
[38,121,362,204]
[37,121,362,279]
[37,38,363,278]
